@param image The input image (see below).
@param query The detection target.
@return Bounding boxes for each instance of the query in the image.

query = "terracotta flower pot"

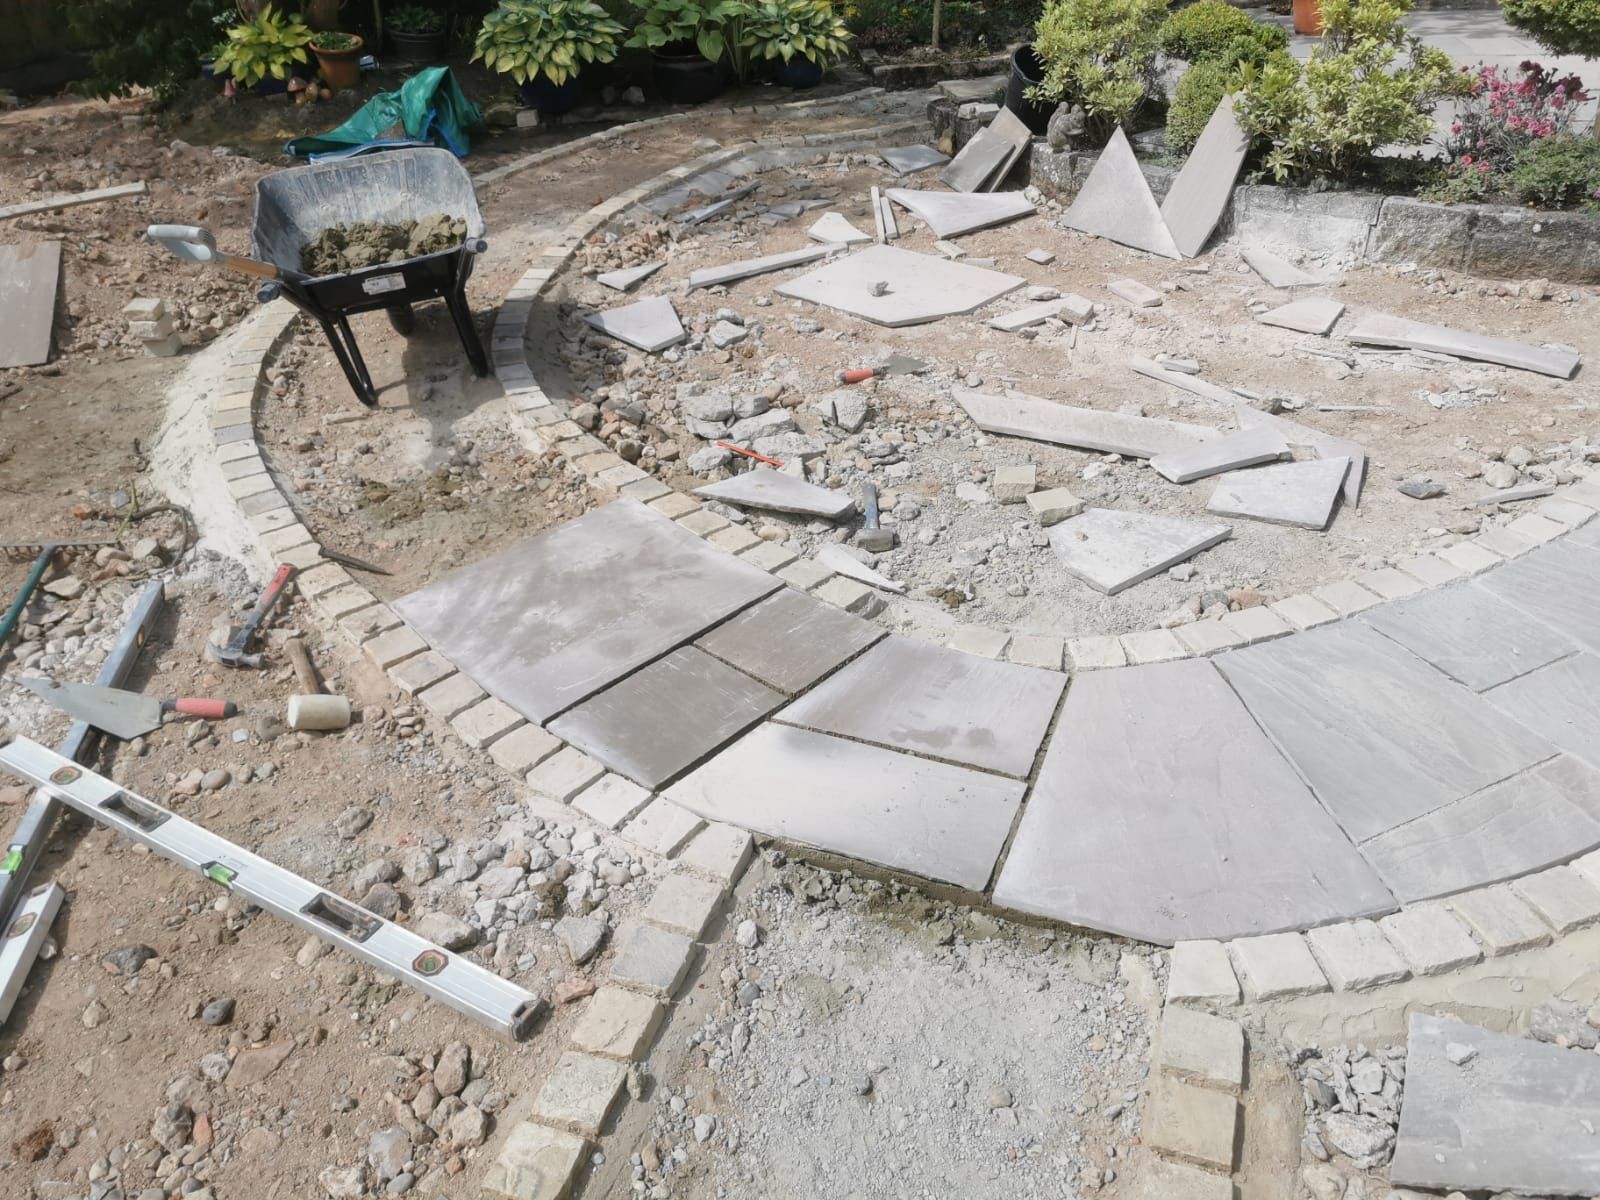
[1293,0,1323,36]
[312,35,364,90]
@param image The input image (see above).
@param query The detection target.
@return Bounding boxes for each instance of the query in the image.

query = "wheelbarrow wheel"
[386,304,416,336]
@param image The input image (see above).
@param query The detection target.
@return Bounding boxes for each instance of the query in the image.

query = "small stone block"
[1537,497,1595,527]
[740,541,798,572]
[1219,606,1293,645]
[1159,1007,1245,1095]
[1509,866,1600,934]
[295,562,350,599]
[1435,540,1502,575]
[992,464,1037,503]
[609,921,696,997]
[1358,567,1425,601]
[122,297,165,320]
[451,697,525,750]
[128,314,175,339]
[1173,620,1244,656]
[708,524,763,554]
[675,821,754,883]
[480,1121,588,1200]
[389,650,456,695]
[648,493,700,519]
[1132,1159,1234,1200]
[1068,635,1127,671]
[1474,526,1536,559]
[1007,633,1063,670]
[259,524,314,554]
[365,625,427,669]
[951,627,1010,659]
[1377,903,1483,975]
[1268,593,1340,630]
[316,587,375,622]
[1312,579,1382,616]
[776,559,833,591]
[1025,487,1085,526]
[488,722,563,775]
[1304,920,1411,991]
[1167,940,1241,1007]
[619,477,671,503]
[1228,932,1329,1001]
[814,575,884,617]
[1448,884,1554,955]
[1506,513,1567,544]
[528,746,607,802]
[1120,628,1186,665]
[339,605,403,644]
[677,509,729,538]
[1109,278,1164,308]
[417,673,486,722]
[1147,1077,1237,1172]
[643,872,727,940]
[621,799,706,857]
[530,1051,628,1138]
[142,331,183,357]
[571,773,652,830]
[1397,555,1464,588]
[569,988,665,1062]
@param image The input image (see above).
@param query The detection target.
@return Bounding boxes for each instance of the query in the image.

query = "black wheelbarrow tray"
[250,146,489,406]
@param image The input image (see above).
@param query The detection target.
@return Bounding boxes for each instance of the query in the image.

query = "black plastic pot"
[652,44,724,104]
[772,54,823,89]
[518,72,583,115]
[388,28,448,63]
[1005,43,1053,135]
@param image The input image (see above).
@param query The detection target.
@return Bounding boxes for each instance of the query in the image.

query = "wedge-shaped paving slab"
[776,245,1025,327]
[1160,95,1249,258]
[1256,297,1346,336]
[693,467,855,520]
[815,543,906,593]
[1363,582,1575,692]
[884,189,1037,239]
[993,659,1395,944]
[1346,311,1581,379]
[695,588,884,694]
[687,243,839,291]
[583,295,686,353]
[1391,1012,1600,1196]
[1234,407,1367,507]
[1062,127,1182,260]
[666,723,1024,891]
[1241,245,1319,288]
[1479,539,1600,653]
[957,390,1218,458]
[1361,754,1600,902]
[880,144,949,176]
[776,635,1063,777]
[1206,456,1349,530]
[1048,508,1231,595]
[549,646,783,789]
[807,211,871,245]
[596,261,664,292]
[1216,622,1554,842]
[1486,654,1600,771]
[1150,426,1287,484]
[393,499,779,725]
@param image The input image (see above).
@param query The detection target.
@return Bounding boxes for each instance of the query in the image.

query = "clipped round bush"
[1511,134,1600,209]
[1159,0,1283,63]
[1500,0,1600,58]
[1166,58,1231,152]
[1030,0,1169,138]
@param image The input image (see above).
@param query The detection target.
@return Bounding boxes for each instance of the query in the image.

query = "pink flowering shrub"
[1443,59,1588,175]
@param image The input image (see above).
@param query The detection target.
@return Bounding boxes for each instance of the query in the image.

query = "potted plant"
[473,0,625,114]
[1293,0,1322,35]
[212,5,315,94]
[740,0,851,89]
[626,0,747,104]
[388,4,449,62]
[1005,43,1052,133]
[310,29,364,89]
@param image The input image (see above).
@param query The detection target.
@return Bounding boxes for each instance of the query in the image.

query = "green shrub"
[68,0,233,103]
[1510,134,1600,209]
[1233,0,1460,183]
[1159,0,1283,64]
[1029,0,1168,139]
[1500,0,1600,57]
[1166,58,1229,152]
[843,0,1042,53]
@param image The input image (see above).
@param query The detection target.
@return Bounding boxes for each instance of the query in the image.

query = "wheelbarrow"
[148,146,489,407]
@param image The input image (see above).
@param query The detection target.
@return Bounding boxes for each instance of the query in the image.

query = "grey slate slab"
[993,659,1396,944]
[1240,245,1320,288]
[1215,622,1555,842]
[880,144,950,176]
[1150,426,1288,484]
[1234,407,1367,506]
[687,243,839,291]
[666,723,1024,891]
[680,182,757,224]
[976,106,1034,191]
[1360,754,1600,902]
[583,295,686,353]
[695,588,884,694]
[1486,653,1600,771]
[1362,582,1576,691]
[1478,539,1600,652]
[1391,1012,1600,1196]
[392,499,780,725]
[1129,357,1241,407]
[1256,297,1346,336]
[1206,456,1349,530]
[815,543,906,593]
[883,189,1037,239]
[1160,95,1250,258]
[595,261,664,292]
[807,212,871,245]
[0,240,61,368]
[1474,482,1556,506]
[957,390,1219,458]
[693,468,856,520]
[1346,311,1581,379]
[986,296,1091,333]
[1062,127,1182,260]
[776,245,1025,327]
[1048,508,1232,594]
[774,634,1064,778]
[548,646,783,789]
[939,125,1014,192]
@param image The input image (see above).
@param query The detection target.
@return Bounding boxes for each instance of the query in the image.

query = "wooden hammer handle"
[284,637,322,695]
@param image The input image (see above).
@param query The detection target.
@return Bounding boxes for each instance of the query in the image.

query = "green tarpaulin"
[285,66,482,160]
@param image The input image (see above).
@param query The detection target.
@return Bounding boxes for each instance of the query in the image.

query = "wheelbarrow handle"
[147,224,284,281]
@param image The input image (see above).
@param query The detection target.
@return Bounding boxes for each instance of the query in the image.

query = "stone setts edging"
[1136,1006,1246,1197]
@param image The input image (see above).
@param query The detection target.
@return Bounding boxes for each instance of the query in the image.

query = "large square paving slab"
[1391,1012,1600,1195]
[1048,508,1232,595]
[665,723,1025,891]
[1479,539,1600,652]
[773,635,1064,777]
[694,588,884,694]
[1205,456,1349,530]
[1362,581,1576,691]
[992,659,1395,945]
[548,647,784,789]
[1215,623,1554,842]
[1486,653,1600,770]
[392,500,780,724]
[775,245,1024,327]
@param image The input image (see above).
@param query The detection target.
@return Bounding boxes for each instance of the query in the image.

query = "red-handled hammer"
[208,563,297,669]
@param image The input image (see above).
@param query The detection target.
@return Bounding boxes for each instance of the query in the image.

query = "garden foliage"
[1029,0,1168,139]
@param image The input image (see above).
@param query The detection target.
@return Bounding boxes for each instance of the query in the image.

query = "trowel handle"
[164,698,237,720]
[838,368,878,384]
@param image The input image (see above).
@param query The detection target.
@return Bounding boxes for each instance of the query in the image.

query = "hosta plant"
[625,0,749,67]
[472,0,625,86]
[212,5,314,87]
[741,0,852,66]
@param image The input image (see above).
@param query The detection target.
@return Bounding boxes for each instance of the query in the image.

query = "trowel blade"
[17,678,162,740]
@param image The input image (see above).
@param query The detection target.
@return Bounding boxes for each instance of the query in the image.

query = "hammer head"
[855,528,896,553]
[206,634,262,669]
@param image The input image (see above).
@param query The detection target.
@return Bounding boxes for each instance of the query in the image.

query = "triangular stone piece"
[694,468,856,520]
[1160,95,1250,258]
[816,543,906,593]
[884,189,1036,239]
[1048,508,1231,594]
[1234,408,1367,507]
[583,295,686,353]
[596,261,665,292]
[1063,127,1182,260]
[1206,456,1350,530]
[808,212,871,245]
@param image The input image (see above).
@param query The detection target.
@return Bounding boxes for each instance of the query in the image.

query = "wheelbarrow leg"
[317,314,379,408]
[446,292,490,378]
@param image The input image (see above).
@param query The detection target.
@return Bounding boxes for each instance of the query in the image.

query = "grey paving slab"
[986,295,1092,333]
[1240,245,1320,288]
[1160,94,1249,258]
[666,723,1025,891]
[977,106,1034,191]
[1346,311,1581,379]
[1107,278,1163,307]
[957,390,1219,458]
[583,295,686,353]
[1361,754,1600,902]
[1215,622,1555,842]
[807,211,871,245]
[693,468,856,520]
[1479,539,1600,652]
[1234,407,1366,506]
[1362,582,1576,691]
[1205,456,1349,530]
[1487,653,1600,771]
[1062,126,1182,260]
[393,499,780,725]
[880,144,949,176]
[776,245,1025,327]
[992,659,1395,945]
[1391,1012,1600,1196]
[1150,426,1288,484]
[0,240,61,368]
[938,125,1013,192]
[695,588,884,694]
[595,261,664,292]
[775,634,1064,777]
[1256,297,1346,335]
[548,646,783,789]
[1048,508,1232,595]
[687,243,839,291]
[679,181,757,224]
[815,543,907,593]
[883,189,1037,239]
